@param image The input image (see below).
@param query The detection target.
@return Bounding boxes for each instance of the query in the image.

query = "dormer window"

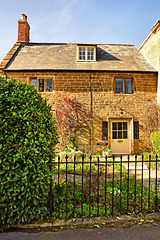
[77,45,96,61]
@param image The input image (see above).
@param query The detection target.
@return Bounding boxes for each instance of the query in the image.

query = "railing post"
[127,154,130,213]
[148,154,151,212]
[73,155,76,217]
[141,154,144,213]
[81,154,84,218]
[155,154,158,212]
[89,155,92,218]
[58,155,60,218]
[120,155,122,213]
[49,154,53,220]
[105,155,108,216]
[134,155,137,214]
[65,155,68,220]
[97,156,100,216]
[112,155,115,217]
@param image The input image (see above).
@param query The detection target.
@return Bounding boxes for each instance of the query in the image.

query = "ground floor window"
[102,121,108,140]
[134,121,139,139]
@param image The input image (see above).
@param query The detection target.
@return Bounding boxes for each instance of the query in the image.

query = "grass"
[53,155,121,176]
[53,162,99,175]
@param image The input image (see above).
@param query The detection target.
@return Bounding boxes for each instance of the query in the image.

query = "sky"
[0,0,160,62]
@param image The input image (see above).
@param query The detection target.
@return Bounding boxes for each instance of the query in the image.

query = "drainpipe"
[3,70,7,80]
[89,74,93,154]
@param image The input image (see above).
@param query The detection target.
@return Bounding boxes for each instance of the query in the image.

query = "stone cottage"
[0,14,158,154]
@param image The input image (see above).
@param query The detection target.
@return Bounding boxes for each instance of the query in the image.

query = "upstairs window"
[31,78,53,92]
[115,78,133,94]
[78,45,96,61]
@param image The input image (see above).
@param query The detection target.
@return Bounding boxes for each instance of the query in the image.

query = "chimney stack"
[18,14,30,42]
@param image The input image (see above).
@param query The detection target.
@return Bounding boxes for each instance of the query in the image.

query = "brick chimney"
[18,14,30,42]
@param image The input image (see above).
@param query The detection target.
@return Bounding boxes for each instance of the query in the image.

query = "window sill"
[40,91,53,93]
[114,93,134,95]
[77,60,97,62]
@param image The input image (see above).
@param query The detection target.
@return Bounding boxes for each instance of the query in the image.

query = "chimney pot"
[21,14,27,21]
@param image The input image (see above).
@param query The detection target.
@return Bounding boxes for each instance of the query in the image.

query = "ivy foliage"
[0,77,58,228]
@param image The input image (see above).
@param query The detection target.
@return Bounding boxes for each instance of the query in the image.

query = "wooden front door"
[111,120,130,154]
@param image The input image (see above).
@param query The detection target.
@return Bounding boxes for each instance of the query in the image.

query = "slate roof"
[0,42,156,72]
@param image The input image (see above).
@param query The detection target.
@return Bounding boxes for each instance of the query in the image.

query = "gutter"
[3,69,158,74]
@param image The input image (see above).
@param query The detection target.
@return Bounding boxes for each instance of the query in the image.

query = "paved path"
[1,224,160,240]
[115,155,160,188]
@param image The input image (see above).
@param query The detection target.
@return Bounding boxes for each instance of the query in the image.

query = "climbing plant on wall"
[56,97,91,150]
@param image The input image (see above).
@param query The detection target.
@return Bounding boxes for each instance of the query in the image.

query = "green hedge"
[0,77,58,228]
[150,131,160,156]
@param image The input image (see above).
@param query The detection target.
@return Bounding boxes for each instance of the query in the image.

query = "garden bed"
[51,156,160,220]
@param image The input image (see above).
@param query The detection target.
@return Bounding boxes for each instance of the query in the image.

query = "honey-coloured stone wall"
[5,70,157,154]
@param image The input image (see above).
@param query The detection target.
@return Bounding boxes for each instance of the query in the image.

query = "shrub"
[0,78,58,228]
[141,102,160,150]
[150,131,160,156]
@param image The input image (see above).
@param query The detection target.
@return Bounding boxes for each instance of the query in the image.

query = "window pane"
[47,79,52,92]
[123,131,128,139]
[102,121,108,140]
[112,122,117,130]
[87,47,91,60]
[112,131,117,139]
[87,47,94,60]
[123,122,127,130]
[31,79,37,90]
[115,78,123,94]
[39,79,44,92]
[118,122,122,130]
[125,78,132,94]
[118,131,122,139]
[79,47,86,60]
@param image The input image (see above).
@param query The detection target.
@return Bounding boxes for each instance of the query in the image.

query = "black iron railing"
[49,154,160,220]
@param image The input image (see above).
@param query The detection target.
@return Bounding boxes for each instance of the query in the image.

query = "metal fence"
[49,154,160,220]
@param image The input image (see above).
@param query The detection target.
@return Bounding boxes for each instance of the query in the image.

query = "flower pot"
[106,151,112,157]
[102,151,112,158]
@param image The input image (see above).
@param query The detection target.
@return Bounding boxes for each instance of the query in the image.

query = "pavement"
[1,224,160,240]
[1,213,160,240]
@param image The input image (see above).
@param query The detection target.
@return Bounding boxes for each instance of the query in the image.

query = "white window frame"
[77,45,96,62]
